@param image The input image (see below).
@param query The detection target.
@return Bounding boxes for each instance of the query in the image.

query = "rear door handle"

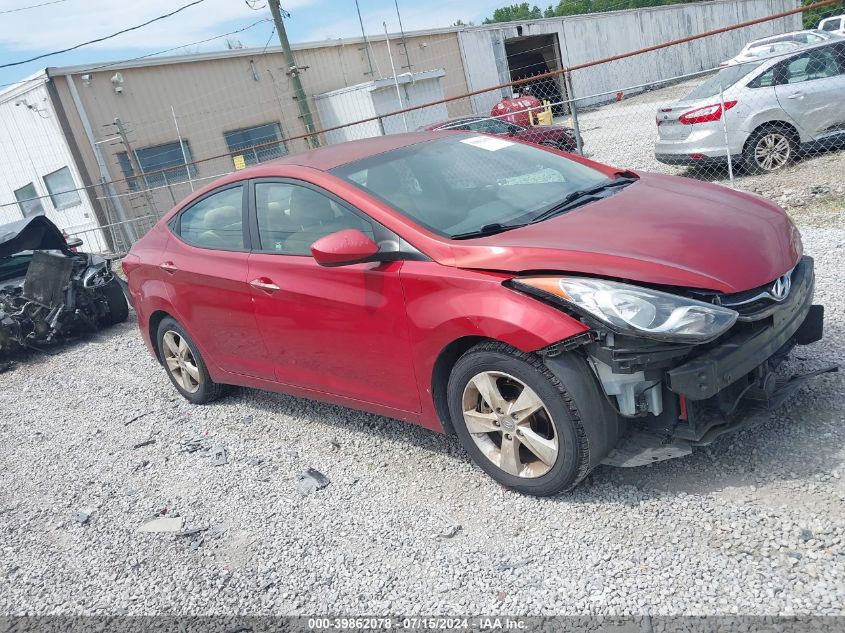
[786,92,804,100]
[249,277,281,293]
[159,261,177,274]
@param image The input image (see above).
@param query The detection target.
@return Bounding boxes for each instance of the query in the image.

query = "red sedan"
[421,116,580,152]
[124,131,828,495]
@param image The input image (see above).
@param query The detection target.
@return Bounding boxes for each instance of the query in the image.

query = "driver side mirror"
[311,229,380,267]
[66,237,83,249]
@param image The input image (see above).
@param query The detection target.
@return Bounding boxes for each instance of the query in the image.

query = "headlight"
[511,276,738,344]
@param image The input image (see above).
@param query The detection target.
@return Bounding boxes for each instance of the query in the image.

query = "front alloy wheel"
[447,341,599,496]
[462,371,559,478]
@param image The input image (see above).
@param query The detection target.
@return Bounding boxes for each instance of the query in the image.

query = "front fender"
[400,262,588,427]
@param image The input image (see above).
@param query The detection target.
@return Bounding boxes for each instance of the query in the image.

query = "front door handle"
[249,277,281,293]
[159,261,177,274]
[786,92,804,100]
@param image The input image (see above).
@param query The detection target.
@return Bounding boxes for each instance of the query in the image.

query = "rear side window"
[177,185,244,250]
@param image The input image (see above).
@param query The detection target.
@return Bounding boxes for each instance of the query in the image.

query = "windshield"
[685,62,763,100]
[330,135,611,238]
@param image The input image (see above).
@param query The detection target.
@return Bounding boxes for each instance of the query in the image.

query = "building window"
[118,141,197,190]
[43,167,82,210]
[14,183,45,218]
[224,122,287,166]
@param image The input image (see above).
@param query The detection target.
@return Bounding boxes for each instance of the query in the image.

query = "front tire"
[447,341,593,496]
[156,317,224,404]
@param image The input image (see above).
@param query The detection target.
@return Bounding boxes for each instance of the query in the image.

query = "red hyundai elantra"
[124,131,830,495]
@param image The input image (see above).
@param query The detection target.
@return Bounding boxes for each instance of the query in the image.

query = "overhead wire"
[0,0,208,68]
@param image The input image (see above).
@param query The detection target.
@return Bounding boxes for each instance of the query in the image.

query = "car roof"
[239,130,452,172]
[752,37,841,71]
[749,29,826,45]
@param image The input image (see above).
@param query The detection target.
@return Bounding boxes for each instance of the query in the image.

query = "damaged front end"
[0,216,128,355]
[533,256,837,466]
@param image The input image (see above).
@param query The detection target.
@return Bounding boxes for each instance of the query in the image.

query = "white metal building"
[314,69,449,144]
[0,72,107,251]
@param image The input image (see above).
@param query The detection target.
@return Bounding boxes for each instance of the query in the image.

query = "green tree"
[483,3,543,24]
[490,0,712,22]
[802,0,844,29]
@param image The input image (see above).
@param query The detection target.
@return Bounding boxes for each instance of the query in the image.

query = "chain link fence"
[17,1,841,255]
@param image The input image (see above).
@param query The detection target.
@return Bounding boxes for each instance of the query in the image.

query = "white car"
[656,39,845,173]
[819,15,845,35]
[721,30,834,66]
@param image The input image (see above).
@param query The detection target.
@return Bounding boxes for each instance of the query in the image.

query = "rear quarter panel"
[125,225,174,358]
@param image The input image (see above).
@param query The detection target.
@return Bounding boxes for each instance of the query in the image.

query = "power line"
[0,0,67,14]
[0,18,272,89]
[0,0,208,69]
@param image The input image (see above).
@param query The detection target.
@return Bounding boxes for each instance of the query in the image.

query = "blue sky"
[0,0,503,88]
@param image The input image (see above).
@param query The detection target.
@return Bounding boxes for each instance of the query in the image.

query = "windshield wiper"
[530,176,638,224]
[450,222,528,240]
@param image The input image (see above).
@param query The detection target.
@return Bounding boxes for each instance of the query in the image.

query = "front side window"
[177,185,244,250]
[782,47,839,84]
[254,182,373,256]
[331,135,611,238]
[43,167,81,210]
[14,183,45,217]
[224,123,287,166]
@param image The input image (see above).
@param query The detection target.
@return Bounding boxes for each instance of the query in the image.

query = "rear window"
[820,18,840,32]
[684,63,764,100]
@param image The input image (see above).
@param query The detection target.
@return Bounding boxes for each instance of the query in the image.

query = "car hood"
[0,214,69,258]
[447,172,801,293]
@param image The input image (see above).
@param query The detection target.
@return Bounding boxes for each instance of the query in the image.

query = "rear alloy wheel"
[745,127,796,173]
[447,342,592,496]
[156,317,224,404]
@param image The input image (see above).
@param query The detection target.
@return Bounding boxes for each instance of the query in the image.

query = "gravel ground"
[1,211,843,616]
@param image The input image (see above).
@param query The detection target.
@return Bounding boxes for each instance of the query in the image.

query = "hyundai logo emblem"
[769,274,791,301]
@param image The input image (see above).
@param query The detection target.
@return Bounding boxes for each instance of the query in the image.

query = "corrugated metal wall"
[458,0,802,110]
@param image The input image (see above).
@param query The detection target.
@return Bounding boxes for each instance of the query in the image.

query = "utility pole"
[394,0,412,71]
[114,117,157,215]
[268,1,319,148]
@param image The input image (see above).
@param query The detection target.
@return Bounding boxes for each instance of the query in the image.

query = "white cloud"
[0,0,313,52]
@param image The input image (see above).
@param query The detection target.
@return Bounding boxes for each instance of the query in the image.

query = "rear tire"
[447,341,594,496]
[743,125,797,174]
[100,278,129,325]
[156,317,224,404]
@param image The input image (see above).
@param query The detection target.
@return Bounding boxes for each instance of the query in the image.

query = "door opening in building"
[504,33,568,115]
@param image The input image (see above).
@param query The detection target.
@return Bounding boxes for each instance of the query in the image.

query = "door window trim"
[169,181,251,252]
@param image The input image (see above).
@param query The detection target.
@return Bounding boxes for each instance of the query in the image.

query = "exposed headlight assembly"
[511,277,738,344]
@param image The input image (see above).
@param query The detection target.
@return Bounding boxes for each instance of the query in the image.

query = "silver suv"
[655,38,845,173]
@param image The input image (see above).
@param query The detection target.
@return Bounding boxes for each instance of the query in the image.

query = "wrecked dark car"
[0,215,128,355]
